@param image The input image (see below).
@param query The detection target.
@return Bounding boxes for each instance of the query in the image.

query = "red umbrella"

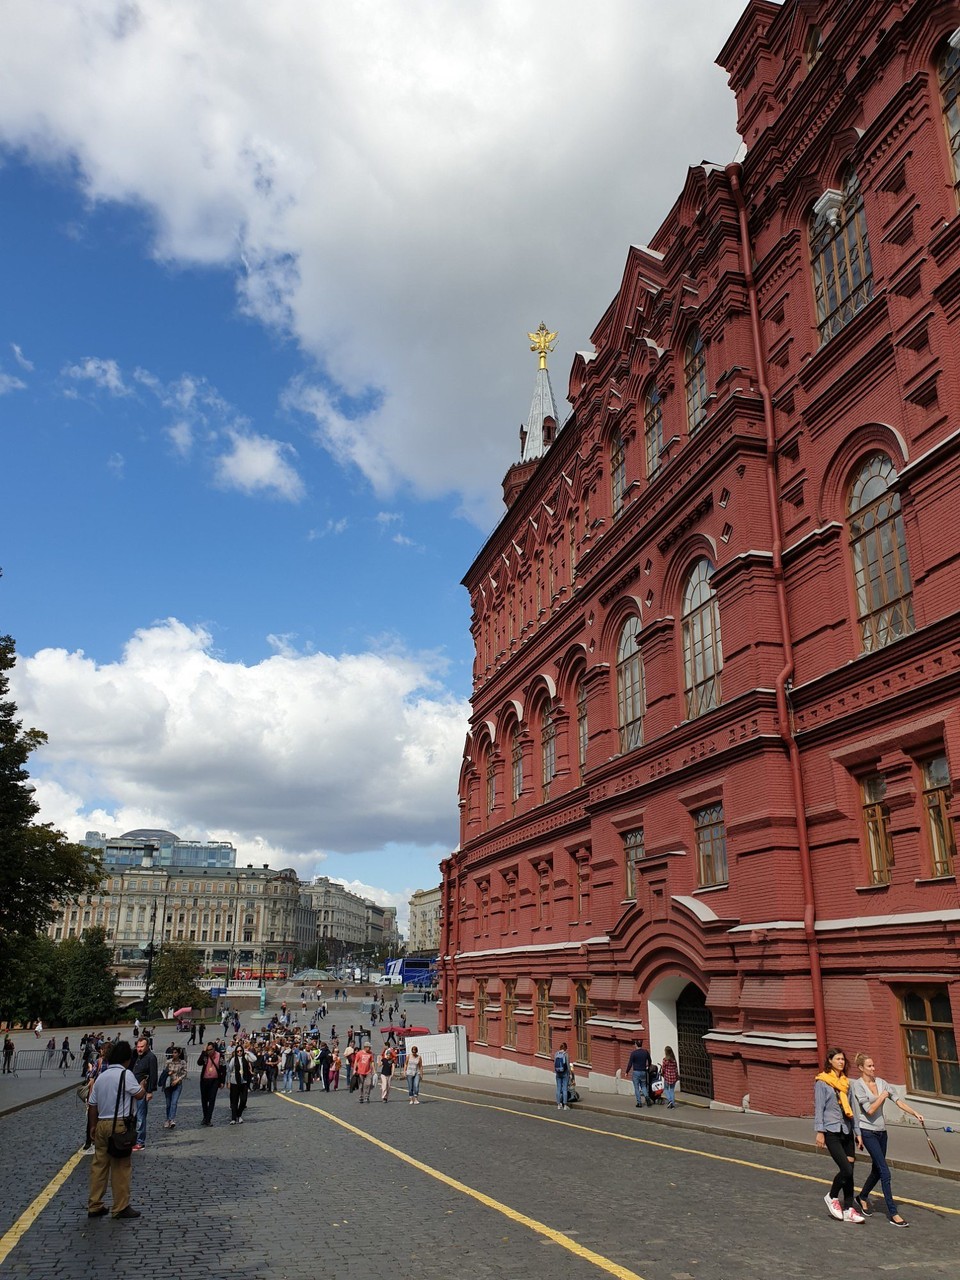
[378,1025,430,1036]
[173,1006,193,1018]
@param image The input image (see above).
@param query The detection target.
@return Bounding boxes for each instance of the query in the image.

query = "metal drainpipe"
[725,162,827,1058]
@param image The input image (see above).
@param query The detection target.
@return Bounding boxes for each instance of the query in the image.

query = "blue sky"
[0,1,742,930]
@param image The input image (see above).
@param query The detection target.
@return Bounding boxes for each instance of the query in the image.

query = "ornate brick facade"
[441,0,960,1116]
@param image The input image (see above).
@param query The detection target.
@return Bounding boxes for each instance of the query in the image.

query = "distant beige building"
[408,885,441,953]
[49,856,314,978]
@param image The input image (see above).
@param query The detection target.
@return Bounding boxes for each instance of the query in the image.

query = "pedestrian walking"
[282,1044,296,1093]
[852,1052,923,1226]
[354,1042,374,1102]
[86,1040,145,1220]
[198,1043,225,1125]
[331,1047,341,1090]
[228,1041,255,1123]
[129,1035,158,1150]
[815,1047,864,1223]
[624,1039,652,1107]
[34,1018,43,1039]
[660,1046,679,1108]
[2,1034,14,1074]
[553,1041,571,1109]
[405,1045,423,1103]
[379,1045,396,1101]
[162,1047,187,1128]
[58,1036,75,1071]
[187,1023,197,1046]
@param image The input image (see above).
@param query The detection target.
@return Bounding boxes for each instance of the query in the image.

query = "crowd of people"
[77,1001,426,1219]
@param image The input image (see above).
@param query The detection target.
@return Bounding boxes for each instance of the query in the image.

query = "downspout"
[725,162,827,1059]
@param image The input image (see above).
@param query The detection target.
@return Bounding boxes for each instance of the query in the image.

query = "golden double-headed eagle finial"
[528,321,557,370]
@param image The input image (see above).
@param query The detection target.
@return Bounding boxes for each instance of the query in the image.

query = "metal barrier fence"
[10,1049,65,1077]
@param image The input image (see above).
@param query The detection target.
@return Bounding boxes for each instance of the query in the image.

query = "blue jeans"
[135,1095,149,1145]
[555,1073,569,1106]
[407,1073,421,1098]
[164,1084,182,1123]
[283,1068,293,1092]
[662,1082,675,1106]
[860,1128,898,1218]
[632,1070,649,1106]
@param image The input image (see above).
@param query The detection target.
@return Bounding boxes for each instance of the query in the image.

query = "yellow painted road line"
[425,1093,960,1218]
[0,1148,84,1267]
[279,1093,644,1279]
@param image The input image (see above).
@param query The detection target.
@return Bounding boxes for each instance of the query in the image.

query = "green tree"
[148,943,205,1016]
[0,635,102,964]
[61,926,117,1024]
[0,932,64,1024]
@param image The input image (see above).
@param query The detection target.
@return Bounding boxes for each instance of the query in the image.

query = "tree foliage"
[0,635,103,959]
[61,927,118,1024]
[148,943,206,1016]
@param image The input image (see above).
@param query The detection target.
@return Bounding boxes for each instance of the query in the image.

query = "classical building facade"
[408,885,442,953]
[300,878,401,957]
[441,0,960,1116]
[50,859,314,978]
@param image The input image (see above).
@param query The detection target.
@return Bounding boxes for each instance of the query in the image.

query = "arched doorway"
[676,982,713,1099]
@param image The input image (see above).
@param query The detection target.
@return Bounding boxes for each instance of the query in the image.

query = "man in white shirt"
[86,1041,146,1219]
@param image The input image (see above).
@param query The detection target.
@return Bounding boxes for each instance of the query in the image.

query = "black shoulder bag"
[107,1069,136,1158]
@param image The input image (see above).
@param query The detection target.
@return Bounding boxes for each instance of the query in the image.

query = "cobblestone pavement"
[3,1080,960,1280]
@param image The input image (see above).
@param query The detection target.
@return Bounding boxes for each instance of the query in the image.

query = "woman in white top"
[405,1046,424,1104]
[852,1052,923,1227]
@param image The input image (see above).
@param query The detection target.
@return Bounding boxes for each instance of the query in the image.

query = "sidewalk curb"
[0,1080,80,1121]
[424,1076,960,1183]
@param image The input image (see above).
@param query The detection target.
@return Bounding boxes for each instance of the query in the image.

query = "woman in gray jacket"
[814,1047,864,1223]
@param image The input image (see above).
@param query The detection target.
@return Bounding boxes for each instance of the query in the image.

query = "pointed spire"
[520,322,561,462]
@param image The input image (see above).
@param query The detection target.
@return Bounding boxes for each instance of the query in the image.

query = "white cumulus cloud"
[62,356,130,396]
[11,619,468,861]
[213,429,305,501]
[0,0,744,526]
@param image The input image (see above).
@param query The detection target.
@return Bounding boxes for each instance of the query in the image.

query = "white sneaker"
[824,1194,843,1221]
[843,1207,865,1224]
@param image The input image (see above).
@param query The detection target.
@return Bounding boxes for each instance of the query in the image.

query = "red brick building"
[440,0,960,1116]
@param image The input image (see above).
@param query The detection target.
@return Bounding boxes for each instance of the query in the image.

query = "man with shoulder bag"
[86,1040,146,1220]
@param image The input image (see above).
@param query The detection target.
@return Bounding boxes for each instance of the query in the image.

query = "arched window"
[682,559,722,717]
[810,168,874,343]
[511,726,523,806]
[939,41,960,191]
[617,616,645,752]
[684,327,708,433]
[610,426,626,515]
[847,454,914,652]
[644,384,664,477]
[576,675,588,782]
[541,702,557,802]
[805,24,823,68]
[485,748,496,817]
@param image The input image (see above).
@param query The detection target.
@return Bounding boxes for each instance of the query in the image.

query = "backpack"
[554,1051,568,1076]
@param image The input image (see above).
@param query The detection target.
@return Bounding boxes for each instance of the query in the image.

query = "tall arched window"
[939,41,960,191]
[610,426,626,515]
[847,454,914,652]
[617,616,645,752]
[682,559,722,717]
[644,384,664,477]
[484,748,496,817]
[810,168,874,343]
[511,726,523,807]
[541,702,557,802]
[576,675,588,782]
[684,327,708,433]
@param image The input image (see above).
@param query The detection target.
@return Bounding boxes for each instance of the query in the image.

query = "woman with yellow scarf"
[814,1047,864,1223]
